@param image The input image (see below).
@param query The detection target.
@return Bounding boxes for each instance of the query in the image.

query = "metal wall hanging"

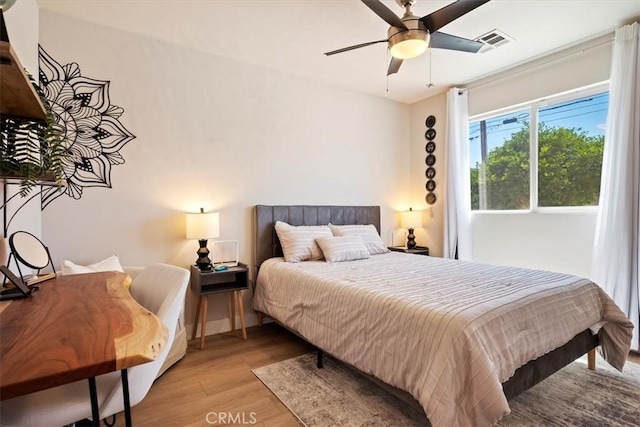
[424,115,437,205]
[38,45,136,209]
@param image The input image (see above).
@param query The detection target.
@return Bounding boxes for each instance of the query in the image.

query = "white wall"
[467,35,612,117]
[471,212,597,276]
[405,35,613,277]
[408,91,447,256]
[466,35,612,277]
[1,0,41,265]
[39,10,410,335]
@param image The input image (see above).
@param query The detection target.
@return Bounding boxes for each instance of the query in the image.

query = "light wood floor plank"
[130,323,311,426]
[126,323,638,426]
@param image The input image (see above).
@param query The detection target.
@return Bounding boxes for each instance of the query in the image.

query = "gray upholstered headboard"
[254,205,381,270]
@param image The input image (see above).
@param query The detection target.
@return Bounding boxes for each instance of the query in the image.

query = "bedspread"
[253,253,633,427]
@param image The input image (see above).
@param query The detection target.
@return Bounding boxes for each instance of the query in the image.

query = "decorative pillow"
[328,224,390,255]
[315,236,370,263]
[274,221,333,263]
[61,255,125,276]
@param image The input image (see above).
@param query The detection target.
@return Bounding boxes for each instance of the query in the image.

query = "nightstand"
[190,263,249,349]
[388,246,430,256]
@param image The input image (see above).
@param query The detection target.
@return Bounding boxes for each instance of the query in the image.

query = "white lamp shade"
[186,211,220,239]
[401,209,422,229]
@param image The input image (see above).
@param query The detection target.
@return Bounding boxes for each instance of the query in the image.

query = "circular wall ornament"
[425,128,436,140]
[425,192,437,205]
[425,154,436,166]
[426,180,436,192]
[425,141,436,153]
[425,115,436,128]
[425,167,436,179]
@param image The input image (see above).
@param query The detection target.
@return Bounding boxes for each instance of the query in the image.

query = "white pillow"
[61,255,124,276]
[274,221,332,263]
[315,236,370,263]
[328,224,390,255]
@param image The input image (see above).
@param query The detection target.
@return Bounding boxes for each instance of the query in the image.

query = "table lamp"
[401,208,422,249]
[186,208,220,271]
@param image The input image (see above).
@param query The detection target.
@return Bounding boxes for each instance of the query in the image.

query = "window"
[469,85,608,211]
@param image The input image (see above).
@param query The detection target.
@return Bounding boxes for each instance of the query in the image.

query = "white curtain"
[444,88,472,260]
[592,22,640,351]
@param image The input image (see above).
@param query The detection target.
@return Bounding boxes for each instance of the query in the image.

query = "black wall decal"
[38,45,135,209]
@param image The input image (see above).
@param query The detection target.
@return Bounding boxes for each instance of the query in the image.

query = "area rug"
[253,353,640,427]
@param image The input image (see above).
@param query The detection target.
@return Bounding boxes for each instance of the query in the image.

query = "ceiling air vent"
[474,29,514,53]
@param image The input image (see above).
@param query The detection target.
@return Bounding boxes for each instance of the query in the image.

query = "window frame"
[468,81,609,214]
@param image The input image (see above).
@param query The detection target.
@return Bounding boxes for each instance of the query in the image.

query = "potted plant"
[0,75,67,198]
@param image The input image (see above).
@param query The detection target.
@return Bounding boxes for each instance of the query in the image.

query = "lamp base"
[195,239,212,271]
[406,228,417,249]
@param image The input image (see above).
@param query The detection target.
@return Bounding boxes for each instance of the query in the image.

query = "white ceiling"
[38,0,640,104]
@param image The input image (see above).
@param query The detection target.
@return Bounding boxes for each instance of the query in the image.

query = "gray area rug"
[253,353,640,426]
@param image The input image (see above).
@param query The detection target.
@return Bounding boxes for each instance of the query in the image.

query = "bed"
[252,205,633,427]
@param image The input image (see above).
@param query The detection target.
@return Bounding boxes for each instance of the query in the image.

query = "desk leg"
[236,290,247,340]
[122,369,132,427]
[199,295,208,350]
[192,295,202,340]
[229,292,236,331]
[88,377,100,427]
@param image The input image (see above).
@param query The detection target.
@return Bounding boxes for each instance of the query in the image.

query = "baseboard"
[186,311,268,338]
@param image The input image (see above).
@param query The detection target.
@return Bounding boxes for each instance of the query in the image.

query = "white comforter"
[253,253,633,427]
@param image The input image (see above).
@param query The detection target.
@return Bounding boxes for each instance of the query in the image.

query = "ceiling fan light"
[388,29,429,59]
[390,39,428,59]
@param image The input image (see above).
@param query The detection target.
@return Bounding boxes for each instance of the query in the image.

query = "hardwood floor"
[128,324,640,427]
[130,323,313,427]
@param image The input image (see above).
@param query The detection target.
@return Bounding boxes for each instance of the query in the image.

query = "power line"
[469,107,608,139]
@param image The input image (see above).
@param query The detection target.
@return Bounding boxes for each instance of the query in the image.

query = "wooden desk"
[0,271,168,426]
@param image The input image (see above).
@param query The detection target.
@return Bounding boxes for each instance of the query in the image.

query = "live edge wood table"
[0,271,168,427]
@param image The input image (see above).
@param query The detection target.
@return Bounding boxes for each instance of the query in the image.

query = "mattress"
[253,253,633,427]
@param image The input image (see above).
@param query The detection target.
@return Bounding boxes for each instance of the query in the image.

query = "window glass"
[537,93,607,207]
[469,109,530,210]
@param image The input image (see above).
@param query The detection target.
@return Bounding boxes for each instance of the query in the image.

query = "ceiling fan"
[325,0,491,76]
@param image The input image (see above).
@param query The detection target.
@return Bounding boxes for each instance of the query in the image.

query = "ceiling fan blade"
[324,39,387,56]
[420,0,491,33]
[430,31,484,53]
[387,57,403,76]
[361,0,408,30]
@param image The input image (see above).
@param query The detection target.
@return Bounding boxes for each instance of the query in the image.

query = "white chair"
[0,263,189,427]
[123,267,187,377]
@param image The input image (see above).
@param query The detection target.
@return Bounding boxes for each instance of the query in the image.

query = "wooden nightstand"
[388,246,430,256]
[190,263,249,349]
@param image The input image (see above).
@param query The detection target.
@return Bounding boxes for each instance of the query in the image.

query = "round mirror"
[0,0,18,12]
[8,231,50,270]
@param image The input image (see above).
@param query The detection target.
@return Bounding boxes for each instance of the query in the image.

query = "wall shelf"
[0,11,47,121]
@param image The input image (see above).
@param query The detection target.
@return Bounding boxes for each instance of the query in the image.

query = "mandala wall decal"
[38,45,135,209]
